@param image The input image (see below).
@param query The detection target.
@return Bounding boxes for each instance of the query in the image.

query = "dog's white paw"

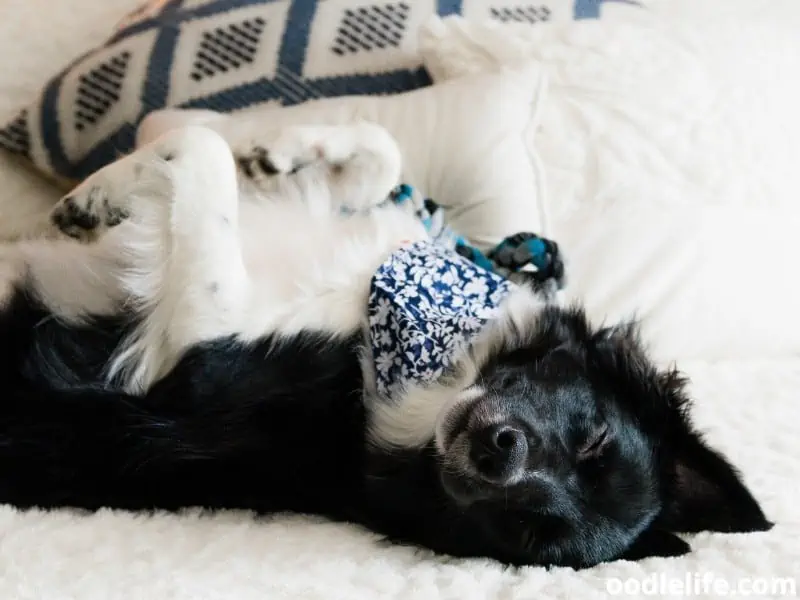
[235,128,326,181]
[50,183,131,243]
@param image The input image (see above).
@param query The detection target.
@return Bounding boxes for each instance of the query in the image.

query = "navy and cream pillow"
[0,0,634,182]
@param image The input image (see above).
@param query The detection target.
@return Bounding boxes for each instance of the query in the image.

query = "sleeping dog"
[0,122,770,568]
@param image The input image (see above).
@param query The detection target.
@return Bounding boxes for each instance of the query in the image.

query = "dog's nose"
[469,424,528,484]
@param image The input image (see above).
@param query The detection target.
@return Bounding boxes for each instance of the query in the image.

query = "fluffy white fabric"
[0,1,798,598]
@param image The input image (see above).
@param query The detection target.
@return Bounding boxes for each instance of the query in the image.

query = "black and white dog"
[0,121,770,568]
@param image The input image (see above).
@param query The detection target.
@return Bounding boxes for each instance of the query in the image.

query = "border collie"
[0,121,770,568]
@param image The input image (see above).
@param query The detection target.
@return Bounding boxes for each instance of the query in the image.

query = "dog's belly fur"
[233,195,426,340]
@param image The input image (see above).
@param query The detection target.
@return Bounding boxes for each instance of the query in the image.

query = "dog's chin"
[439,469,495,507]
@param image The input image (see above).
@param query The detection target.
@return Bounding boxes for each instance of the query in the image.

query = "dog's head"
[363,288,771,568]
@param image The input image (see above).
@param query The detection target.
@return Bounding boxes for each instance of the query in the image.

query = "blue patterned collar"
[368,241,513,399]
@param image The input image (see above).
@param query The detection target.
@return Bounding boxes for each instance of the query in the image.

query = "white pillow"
[418,14,800,362]
[139,65,548,251]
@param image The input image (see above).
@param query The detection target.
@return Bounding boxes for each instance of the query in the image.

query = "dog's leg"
[50,126,249,393]
[234,122,402,214]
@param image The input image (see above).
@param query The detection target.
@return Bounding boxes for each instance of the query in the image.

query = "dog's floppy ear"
[619,433,772,562]
[650,367,773,534]
[591,320,771,536]
[619,373,772,563]
[620,528,691,561]
[658,426,773,534]
[649,367,773,534]
[618,429,772,563]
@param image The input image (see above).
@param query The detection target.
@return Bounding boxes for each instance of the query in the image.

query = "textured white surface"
[0,1,798,599]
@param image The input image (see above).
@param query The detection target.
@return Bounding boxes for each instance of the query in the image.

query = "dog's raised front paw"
[235,129,326,181]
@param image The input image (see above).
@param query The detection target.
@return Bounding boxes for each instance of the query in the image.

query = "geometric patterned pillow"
[0,0,641,182]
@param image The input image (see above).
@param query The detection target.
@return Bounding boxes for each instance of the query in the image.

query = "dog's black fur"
[0,280,772,568]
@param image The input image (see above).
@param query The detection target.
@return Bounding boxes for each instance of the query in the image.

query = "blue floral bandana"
[369,240,513,398]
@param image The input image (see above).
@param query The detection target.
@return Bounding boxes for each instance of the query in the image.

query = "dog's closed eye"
[577,423,611,461]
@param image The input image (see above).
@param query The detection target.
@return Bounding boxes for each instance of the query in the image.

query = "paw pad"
[51,196,100,235]
[237,146,281,179]
[51,185,130,242]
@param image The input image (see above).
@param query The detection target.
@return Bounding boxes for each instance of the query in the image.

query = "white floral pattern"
[368,241,512,398]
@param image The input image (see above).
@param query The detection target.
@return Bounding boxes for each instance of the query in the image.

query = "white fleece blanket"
[0,1,798,599]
